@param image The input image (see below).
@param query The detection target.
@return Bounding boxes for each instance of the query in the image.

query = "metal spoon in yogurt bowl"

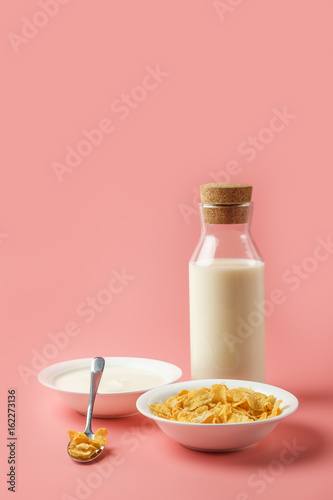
[67,357,106,463]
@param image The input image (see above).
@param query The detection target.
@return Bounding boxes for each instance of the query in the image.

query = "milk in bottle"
[189,184,265,382]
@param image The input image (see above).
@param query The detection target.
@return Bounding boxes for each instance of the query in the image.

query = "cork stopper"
[200,183,253,224]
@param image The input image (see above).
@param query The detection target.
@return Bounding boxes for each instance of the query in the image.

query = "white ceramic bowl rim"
[137,378,299,426]
[38,357,183,395]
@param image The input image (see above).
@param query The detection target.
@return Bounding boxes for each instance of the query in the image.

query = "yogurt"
[53,365,165,393]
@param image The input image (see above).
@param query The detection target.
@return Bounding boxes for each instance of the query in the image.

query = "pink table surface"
[2,370,333,500]
[1,1,333,499]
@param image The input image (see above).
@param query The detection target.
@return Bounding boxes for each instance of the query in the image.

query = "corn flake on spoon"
[67,357,107,462]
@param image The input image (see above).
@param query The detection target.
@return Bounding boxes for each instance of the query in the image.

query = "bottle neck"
[191,202,262,263]
[201,221,250,236]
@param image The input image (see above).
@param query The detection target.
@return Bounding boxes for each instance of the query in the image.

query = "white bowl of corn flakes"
[136,379,298,452]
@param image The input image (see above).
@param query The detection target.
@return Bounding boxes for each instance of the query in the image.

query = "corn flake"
[67,428,108,460]
[149,384,282,424]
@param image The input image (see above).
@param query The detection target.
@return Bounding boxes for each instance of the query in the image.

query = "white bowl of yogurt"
[38,357,182,418]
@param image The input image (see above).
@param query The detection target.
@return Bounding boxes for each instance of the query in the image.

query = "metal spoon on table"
[67,357,105,463]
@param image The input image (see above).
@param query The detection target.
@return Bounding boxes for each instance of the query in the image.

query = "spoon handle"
[84,357,105,436]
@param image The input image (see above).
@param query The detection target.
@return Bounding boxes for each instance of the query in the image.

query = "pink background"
[1,1,333,499]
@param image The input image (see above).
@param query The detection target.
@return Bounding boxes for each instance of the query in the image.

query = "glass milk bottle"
[189,183,265,382]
